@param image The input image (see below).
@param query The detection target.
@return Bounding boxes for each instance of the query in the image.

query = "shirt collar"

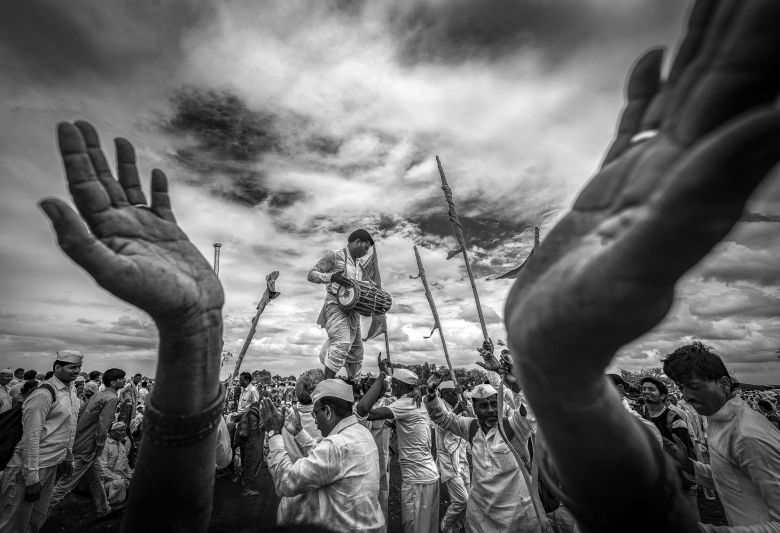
[50,375,70,391]
[331,414,358,435]
[708,395,742,423]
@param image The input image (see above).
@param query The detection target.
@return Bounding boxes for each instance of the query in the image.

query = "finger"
[150,169,176,223]
[602,48,664,166]
[671,1,780,143]
[610,109,780,285]
[58,123,112,227]
[667,0,718,85]
[475,361,487,370]
[115,138,147,205]
[74,121,129,207]
[39,199,120,281]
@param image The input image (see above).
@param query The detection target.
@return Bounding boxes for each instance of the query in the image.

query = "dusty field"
[42,457,726,532]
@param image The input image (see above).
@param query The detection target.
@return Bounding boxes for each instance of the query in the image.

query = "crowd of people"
[0,361,151,531]
[2,0,780,531]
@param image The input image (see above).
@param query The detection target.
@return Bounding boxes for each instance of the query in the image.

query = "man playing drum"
[308,229,374,379]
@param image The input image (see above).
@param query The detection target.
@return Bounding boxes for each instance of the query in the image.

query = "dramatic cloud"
[1,0,779,385]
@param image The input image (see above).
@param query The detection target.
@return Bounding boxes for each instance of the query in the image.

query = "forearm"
[355,372,386,417]
[515,355,659,507]
[121,310,222,533]
[424,397,471,440]
[307,269,332,284]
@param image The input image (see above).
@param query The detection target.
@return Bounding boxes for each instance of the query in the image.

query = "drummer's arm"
[366,407,394,422]
[307,251,336,284]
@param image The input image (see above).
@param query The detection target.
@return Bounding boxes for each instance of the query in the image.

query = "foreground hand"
[40,121,224,327]
[261,399,285,433]
[24,482,42,502]
[505,1,780,380]
[330,271,347,285]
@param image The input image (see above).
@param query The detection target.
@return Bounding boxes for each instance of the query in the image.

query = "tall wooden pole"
[435,156,489,341]
[412,246,467,404]
[230,272,280,382]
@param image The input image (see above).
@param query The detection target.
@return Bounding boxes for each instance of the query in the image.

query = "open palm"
[505,1,780,376]
[40,121,223,325]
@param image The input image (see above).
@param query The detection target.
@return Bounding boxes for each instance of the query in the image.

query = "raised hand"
[475,346,501,374]
[377,353,392,376]
[262,398,285,433]
[284,405,303,436]
[39,121,223,327]
[505,1,780,380]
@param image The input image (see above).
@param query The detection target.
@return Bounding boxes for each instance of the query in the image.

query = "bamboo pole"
[435,156,489,342]
[411,246,467,404]
[230,271,280,382]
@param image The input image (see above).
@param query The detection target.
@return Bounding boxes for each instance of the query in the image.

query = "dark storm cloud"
[387,0,685,65]
[0,0,213,84]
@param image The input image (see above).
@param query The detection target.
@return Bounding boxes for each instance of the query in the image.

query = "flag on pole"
[362,246,387,341]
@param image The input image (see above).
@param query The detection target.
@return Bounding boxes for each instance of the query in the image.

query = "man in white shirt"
[0,351,82,533]
[264,379,384,532]
[435,381,470,533]
[355,362,396,530]
[364,367,440,533]
[277,370,324,525]
[426,380,537,532]
[664,343,780,532]
[308,229,374,380]
[229,372,259,424]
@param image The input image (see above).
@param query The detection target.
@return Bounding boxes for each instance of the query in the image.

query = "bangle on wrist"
[144,383,225,447]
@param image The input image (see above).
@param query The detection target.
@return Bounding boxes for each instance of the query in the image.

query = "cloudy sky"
[1,0,779,384]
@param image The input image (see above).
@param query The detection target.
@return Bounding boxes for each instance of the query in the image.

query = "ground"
[42,457,726,532]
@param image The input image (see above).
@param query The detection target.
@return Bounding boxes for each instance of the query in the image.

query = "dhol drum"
[337,279,392,317]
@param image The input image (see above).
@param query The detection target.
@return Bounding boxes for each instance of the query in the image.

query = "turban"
[439,381,456,390]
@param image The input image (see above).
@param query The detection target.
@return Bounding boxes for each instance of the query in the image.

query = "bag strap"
[38,383,56,403]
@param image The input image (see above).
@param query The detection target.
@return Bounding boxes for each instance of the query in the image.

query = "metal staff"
[230,271,280,382]
[436,156,489,342]
[411,246,466,404]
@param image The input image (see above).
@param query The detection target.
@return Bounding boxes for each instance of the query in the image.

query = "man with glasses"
[263,378,384,532]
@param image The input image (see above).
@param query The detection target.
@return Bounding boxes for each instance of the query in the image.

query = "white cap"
[392,368,419,385]
[311,379,354,404]
[439,381,456,390]
[111,421,127,431]
[0,368,12,375]
[471,383,498,399]
[56,350,84,364]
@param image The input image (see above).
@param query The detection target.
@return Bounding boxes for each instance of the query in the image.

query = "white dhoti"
[319,304,364,378]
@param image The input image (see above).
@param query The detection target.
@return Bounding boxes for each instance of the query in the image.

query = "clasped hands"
[261,398,302,436]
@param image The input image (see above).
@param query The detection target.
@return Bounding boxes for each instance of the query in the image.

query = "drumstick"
[436,156,489,343]
[411,246,467,405]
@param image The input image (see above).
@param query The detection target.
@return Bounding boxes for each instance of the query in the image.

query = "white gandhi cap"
[311,379,354,404]
[392,368,419,385]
